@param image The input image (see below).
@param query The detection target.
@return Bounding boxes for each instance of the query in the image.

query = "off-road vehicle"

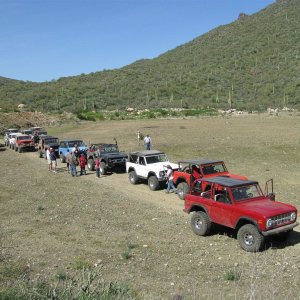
[184,177,298,252]
[15,134,35,153]
[86,143,128,175]
[37,135,60,158]
[59,139,88,163]
[126,150,178,191]
[173,159,247,200]
[4,129,19,146]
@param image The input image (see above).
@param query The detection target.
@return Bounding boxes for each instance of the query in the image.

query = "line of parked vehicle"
[3,127,299,252]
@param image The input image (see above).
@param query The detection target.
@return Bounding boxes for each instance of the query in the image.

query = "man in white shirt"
[144,134,152,150]
[46,147,52,171]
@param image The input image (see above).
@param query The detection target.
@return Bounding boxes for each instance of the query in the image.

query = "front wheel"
[177,182,189,200]
[100,162,106,175]
[237,224,265,252]
[148,176,159,191]
[87,159,95,171]
[191,211,211,236]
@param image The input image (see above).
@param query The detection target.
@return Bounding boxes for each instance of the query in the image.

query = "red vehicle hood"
[236,198,296,218]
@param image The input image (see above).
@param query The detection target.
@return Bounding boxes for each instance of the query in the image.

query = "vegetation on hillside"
[0,0,300,112]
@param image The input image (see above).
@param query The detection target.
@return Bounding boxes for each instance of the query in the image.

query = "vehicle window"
[231,185,263,201]
[146,154,168,164]
[60,142,67,147]
[212,163,227,173]
[139,157,145,165]
[129,154,137,163]
[45,138,58,144]
[214,188,231,204]
[67,141,85,148]
[193,181,202,193]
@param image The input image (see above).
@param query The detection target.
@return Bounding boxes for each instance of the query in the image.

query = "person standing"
[144,134,152,150]
[95,156,100,178]
[79,153,87,176]
[66,151,77,177]
[46,147,52,171]
[49,148,57,173]
[165,165,177,194]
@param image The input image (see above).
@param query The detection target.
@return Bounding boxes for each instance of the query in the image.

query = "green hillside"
[1,0,300,112]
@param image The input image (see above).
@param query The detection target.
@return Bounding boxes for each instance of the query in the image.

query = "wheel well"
[147,172,156,179]
[128,167,135,173]
[175,177,187,185]
[235,218,258,231]
[189,205,207,214]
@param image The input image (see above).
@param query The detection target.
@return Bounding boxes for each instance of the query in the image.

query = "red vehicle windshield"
[202,163,227,175]
[231,184,263,202]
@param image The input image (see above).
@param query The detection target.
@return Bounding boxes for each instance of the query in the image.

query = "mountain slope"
[1,0,300,112]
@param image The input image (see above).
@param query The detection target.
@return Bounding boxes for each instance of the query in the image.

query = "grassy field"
[1,113,300,299]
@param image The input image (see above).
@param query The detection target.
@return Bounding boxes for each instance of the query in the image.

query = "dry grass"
[1,113,300,299]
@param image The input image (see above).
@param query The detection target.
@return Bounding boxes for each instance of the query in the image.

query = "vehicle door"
[209,185,233,227]
[135,156,148,178]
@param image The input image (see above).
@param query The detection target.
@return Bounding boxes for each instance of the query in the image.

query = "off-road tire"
[129,170,139,184]
[237,224,265,252]
[100,162,106,175]
[60,154,66,163]
[191,211,211,236]
[148,176,159,191]
[177,181,189,200]
[87,159,95,171]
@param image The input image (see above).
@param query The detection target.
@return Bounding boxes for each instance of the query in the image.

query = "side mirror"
[268,193,275,201]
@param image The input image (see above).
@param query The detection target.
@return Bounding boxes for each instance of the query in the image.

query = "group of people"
[45,145,101,178]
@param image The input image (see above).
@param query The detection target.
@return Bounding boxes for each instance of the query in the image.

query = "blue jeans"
[96,168,100,178]
[145,143,151,150]
[70,165,77,177]
[166,179,177,193]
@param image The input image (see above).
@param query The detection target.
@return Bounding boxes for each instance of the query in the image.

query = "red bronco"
[173,159,247,200]
[184,177,298,252]
[15,134,35,153]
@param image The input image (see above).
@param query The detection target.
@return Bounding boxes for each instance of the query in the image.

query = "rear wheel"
[177,182,189,200]
[237,224,264,252]
[129,170,138,184]
[87,159,95,171]
[191,211,211,236]
[148,176,159,191]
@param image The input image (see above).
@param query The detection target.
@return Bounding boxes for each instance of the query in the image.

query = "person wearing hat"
[165,165,177,194]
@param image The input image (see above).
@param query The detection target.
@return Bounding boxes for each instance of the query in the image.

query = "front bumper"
[262,222,299,236]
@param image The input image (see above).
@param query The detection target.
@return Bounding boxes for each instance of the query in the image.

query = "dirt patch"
[1,114,300,299]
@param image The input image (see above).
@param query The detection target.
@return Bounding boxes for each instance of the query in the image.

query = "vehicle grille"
[270,213,293,226]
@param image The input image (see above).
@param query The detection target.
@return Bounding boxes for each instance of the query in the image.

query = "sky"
[0,0,275,83]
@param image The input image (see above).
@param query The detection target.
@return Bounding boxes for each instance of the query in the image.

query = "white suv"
[126,150,178,190]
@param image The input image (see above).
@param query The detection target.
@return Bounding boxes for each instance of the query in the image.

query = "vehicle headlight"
[290,212,296,221]
[159,171,165,178]
[266,218,273,228]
